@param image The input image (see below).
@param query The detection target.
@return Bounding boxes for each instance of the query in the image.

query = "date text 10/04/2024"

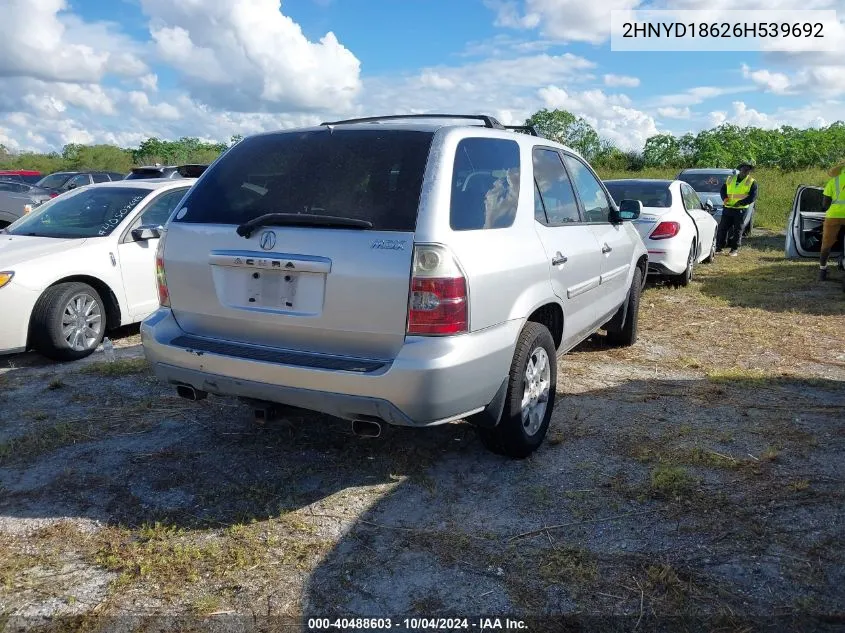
[307,618,528,630]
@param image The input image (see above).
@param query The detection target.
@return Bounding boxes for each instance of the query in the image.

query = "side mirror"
[131,225,162,241]
[704,199,714,212]
[66,183,77,190]
[617,199,642,221]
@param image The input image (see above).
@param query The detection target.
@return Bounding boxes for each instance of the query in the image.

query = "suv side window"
[532,148,581,225]
[450,138,520,231]
[92,173,110,183]
[562,155,611,223]
[136,189,189,229]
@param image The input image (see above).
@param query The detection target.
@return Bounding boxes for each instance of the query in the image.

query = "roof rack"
[505,125,542,137]
[319,114,506,129]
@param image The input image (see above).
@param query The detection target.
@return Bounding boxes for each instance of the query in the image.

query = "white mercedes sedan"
[0,180,192,360]
[604,179,719,286]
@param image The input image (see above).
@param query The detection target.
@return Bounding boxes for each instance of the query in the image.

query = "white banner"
[610,10,842,52]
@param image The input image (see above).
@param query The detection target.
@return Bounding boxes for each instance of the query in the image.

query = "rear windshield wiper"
[236,213,373,238]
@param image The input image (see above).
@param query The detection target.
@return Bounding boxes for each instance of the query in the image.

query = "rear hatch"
[162,128,433,360]
[126,167,169,180]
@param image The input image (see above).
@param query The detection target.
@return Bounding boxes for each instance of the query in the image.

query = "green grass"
[595,166,830,231]
[81,358,149,377]
[649,465,696,499]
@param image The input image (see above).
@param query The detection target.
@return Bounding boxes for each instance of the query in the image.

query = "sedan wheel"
[31,282,107,361]
[671,243,695,287]
[61,293,103,352]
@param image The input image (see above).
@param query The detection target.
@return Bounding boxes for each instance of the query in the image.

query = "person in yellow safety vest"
[716,159,758,257]
[818,162,845,281]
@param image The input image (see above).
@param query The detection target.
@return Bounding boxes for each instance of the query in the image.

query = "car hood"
[0,234,88,268]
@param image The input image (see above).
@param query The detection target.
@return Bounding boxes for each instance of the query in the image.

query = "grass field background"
[595,167,830,231]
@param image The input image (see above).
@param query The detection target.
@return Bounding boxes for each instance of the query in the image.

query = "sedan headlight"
[0,271,13,289]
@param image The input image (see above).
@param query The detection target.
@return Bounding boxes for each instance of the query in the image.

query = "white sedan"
[0,180,192,360]
[604,179,719,286]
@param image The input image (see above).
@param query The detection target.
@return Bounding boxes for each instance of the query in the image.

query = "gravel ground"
[0,236,843,633]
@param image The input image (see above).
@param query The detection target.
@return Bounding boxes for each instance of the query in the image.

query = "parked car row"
[0,116,834,459]
[1,115,651,458]
[0,165,209,228]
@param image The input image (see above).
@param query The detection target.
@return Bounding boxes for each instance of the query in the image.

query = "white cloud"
[0,0,147,83]
[127,91,181,121]
[604,74,640,88]
[487,0,639,44]
[141,0,362,113]
[705,100,841,130]
[650,86,749,108]
[538,86,659,150]
[139,74,159,93]
[657,106,692,119]
[740,64,792,94]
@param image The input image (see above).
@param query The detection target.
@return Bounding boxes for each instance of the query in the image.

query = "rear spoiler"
[177,164,208,178]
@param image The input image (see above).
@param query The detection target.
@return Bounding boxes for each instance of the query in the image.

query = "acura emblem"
[259,230,276,251]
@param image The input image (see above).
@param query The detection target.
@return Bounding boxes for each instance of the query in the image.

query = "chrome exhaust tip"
[352,419,382,438]
[176,384,207,401]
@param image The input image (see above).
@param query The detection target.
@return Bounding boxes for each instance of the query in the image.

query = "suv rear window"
[173,129,433,232]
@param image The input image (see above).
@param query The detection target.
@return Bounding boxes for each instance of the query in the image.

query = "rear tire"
[606,266,642,348]
[478,322,557,459]
[30,282,107,361]
[670,243,695,287]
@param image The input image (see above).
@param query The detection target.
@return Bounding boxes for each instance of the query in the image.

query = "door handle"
[551,252,568,266]
[602,243,612,254]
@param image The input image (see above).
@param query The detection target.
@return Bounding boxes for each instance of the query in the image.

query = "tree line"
[1,111,843,174]
[0,136,242,175]
[525,109,845,171]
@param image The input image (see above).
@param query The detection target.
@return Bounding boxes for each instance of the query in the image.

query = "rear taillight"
[49,192,58,198]
[649,221,681,240]
[407,244,468,336]
[155,232,170,307]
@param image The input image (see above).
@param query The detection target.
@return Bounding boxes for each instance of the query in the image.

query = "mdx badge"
[371,239,407,251]
[259,230,277,251]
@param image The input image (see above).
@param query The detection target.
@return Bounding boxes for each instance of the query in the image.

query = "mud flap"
[604,291,629,334]
[467,377,509,429]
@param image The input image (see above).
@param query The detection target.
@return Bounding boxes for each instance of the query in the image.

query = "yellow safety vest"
[825,175,845,219]
[725,175,755,209]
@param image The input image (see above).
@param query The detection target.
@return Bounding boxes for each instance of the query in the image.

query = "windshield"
[604,181,672,208]
[6,187,151,238]
[36,173,73,189]
[678,172,730,193]
[173,129,434,232]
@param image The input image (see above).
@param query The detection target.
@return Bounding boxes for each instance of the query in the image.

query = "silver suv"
[141,114,648,458]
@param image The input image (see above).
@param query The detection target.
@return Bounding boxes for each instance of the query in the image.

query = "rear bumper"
[645,242,690,276]
[141,308,520,427]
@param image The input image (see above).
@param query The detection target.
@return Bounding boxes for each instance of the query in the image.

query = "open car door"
[785,185,843,261]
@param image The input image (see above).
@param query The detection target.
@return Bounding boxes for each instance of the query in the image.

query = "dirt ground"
[1,232,843,633]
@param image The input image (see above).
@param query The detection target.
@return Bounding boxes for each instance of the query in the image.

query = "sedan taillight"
[649,221,681,240]
[155,233,170,307]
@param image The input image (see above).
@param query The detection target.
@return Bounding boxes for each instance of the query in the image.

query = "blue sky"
[0,0,843,152]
